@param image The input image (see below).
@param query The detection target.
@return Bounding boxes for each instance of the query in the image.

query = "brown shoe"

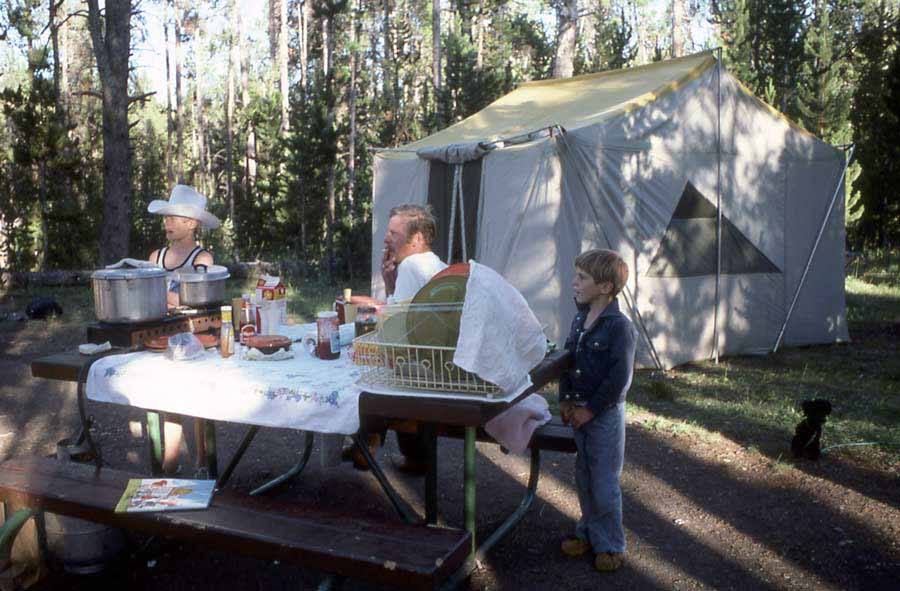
[342,434,381,471]
[594,552,624,572]
[560,537,591,557]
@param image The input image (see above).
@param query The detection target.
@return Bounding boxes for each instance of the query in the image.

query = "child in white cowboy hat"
[147,185,220,475]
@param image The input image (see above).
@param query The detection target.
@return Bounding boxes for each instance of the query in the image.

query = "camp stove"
[86,304,221,350]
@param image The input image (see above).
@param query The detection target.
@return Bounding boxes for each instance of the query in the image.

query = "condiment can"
[316,311,340,360]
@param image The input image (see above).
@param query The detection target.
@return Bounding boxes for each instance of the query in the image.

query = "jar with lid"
[354,306,377,337]
[316,311,340,360]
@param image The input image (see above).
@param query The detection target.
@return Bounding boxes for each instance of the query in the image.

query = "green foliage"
[850,2,900,249]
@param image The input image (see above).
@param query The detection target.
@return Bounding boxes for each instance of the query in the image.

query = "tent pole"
[458,166,468,261]
[712,47,723,364]
[772,144,855,354]
[448,164,459,263]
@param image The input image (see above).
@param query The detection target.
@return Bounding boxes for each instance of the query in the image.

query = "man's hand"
[569,406,595,430]
[381,248,397,296]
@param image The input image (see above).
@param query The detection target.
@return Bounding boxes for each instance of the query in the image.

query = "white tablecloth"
[86,325,364,435]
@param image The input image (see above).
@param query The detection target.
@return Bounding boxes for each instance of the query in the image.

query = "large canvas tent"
[371,51,851,369]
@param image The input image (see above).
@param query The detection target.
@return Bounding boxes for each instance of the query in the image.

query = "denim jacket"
[559,298,637,415]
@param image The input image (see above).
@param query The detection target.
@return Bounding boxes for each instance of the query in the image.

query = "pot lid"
[175,264,230,282]
[91,267,167,280]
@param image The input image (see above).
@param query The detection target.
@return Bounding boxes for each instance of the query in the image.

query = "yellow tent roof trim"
[394,51,718,153]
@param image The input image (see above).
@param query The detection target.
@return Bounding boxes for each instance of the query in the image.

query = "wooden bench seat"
[0,456,470,590]
[390,415,577,454]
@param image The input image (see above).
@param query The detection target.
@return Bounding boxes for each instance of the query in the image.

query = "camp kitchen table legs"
[31,349,570,582]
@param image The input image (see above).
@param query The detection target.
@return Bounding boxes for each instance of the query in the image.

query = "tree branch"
[73,90,103,99]
[128,91,156,104]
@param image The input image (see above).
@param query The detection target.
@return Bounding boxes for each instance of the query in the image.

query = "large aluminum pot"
[91,267,167,323]
[177,264,230,307]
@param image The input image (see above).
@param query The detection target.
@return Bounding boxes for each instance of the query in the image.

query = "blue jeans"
[573,402,626,554]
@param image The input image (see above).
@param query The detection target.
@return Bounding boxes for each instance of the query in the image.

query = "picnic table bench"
[0,456,470,590]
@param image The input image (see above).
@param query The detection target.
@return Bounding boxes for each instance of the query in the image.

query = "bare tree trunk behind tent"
[165,0,174,185]
[345,0,361,279]
[49,0,63,118]
[87,0,133,265]
[672,0,685,57]
[323,7,337,273]
[476,0,485,70]
[174,0,184,181]
[239,7,256,202]
[432,0,441,92]
[553,0,578,78]
[58,0,71,116]
[226,0,237,236]
[194,2,207,196]
[278,0,289,135]
[299,0,310,97]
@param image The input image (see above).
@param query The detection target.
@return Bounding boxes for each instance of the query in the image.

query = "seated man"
[349,204,447,473]
[381,204,447,303]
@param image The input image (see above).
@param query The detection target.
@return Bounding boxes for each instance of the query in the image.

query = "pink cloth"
[484,394,552,454]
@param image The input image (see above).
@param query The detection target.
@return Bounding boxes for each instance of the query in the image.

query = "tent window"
[426,160,482,264]
[647,182,781,277]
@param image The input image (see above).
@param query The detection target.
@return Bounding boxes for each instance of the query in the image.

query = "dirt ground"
[1,318,898,591]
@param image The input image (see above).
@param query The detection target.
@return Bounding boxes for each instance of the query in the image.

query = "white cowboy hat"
[147,185,220,229]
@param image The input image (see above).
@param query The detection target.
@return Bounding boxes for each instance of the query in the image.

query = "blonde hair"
[575,249,629,296]
[389,204,437,247]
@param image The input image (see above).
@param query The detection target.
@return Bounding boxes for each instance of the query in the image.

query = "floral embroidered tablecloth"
[86,339,364,435]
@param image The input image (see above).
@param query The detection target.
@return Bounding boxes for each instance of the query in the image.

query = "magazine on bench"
[115,478,215,513]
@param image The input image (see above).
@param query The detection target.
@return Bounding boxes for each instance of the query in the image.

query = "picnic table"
[21,327,571,586]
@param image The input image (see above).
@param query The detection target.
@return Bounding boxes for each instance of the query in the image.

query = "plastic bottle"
[220,305,234,358]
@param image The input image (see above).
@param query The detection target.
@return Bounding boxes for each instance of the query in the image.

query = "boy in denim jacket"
[559,249,636,572]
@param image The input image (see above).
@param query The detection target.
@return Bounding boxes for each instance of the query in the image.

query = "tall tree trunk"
[432,0,441,91]
[268,0,279,63]
[298,0,310,98]
[240,7,256,204]
[323,8,337,274]
[165,0,174,185]
[476,0,484,70]
[87,0,133,266]
[279,0,289,135]
[553,0,577,78]
[227,0,237,239]
[174,0,184,182]
[59,0,70,116]
[37,161,48,271]
[671,0,684,57]
[49,0,63,118]
[194,2,207,196]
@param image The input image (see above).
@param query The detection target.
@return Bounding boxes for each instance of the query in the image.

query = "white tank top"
[156,246,206,292]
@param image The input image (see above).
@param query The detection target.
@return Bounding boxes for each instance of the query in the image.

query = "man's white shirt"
[388,251,448,303]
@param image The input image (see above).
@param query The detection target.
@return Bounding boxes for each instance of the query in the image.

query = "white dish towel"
[453,261,547,393]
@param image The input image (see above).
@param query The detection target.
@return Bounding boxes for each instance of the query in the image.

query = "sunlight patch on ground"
[625,467,834,590]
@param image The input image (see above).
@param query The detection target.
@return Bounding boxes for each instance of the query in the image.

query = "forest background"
[1,0,898,282]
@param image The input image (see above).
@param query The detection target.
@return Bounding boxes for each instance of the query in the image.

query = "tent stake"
[772,144,855,354]
[712,47,723,364]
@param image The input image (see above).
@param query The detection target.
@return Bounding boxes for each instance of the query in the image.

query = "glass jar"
[354,306,377,337]
[316,311,340,360]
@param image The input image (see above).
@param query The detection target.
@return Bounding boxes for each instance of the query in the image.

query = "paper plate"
[406,275,467,348]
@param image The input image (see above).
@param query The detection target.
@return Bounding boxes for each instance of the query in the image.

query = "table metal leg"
[250,431,315,496]
[445,443,542,590]
[202,420,218,480]
[424,423,438,525]
[216,426,259,489]
[463,426,476,558]
[146,412,164,476]
[351,434,420,525]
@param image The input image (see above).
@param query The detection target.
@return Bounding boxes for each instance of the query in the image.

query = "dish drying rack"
[352,302,501,398]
